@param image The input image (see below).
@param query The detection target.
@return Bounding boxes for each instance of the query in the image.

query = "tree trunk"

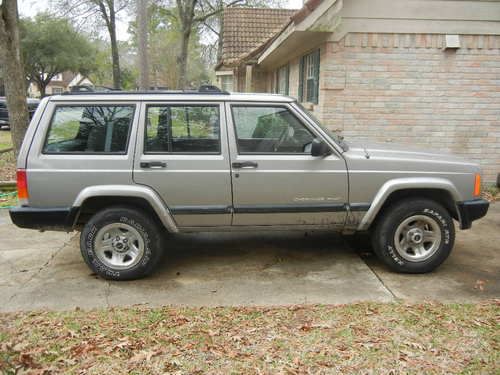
[177,27,191,89]
[137,0,149,90]
[38,83,46,98]
[0,0,29,156]
[108,3,121,89]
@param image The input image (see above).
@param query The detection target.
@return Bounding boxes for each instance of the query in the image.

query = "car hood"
[343,140,481,175]
[347,141,473,163]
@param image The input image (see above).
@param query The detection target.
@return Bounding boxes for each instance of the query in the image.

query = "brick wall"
[312,33,499,183]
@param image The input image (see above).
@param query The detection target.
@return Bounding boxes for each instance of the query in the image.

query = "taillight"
[16,169,29,205]
[473,174,481,197]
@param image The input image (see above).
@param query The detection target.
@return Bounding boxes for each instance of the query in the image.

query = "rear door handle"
[232,161,258,169]
[140,161,167,169]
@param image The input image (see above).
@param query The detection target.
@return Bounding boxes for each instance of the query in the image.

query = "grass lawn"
[0,302,498,374]
[0,150,15,182]
[0,131,13,150]
[0,191,17,208]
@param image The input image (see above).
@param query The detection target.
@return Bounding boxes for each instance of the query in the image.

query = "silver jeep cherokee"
[9,87,489,280]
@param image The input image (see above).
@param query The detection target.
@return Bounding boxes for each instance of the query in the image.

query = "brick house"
[215,0,500,183]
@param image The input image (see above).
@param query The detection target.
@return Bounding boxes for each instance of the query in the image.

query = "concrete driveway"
[0,204,498,312]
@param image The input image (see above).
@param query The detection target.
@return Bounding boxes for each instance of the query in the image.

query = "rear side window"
[43,105,135,154]
[145,105,220,153]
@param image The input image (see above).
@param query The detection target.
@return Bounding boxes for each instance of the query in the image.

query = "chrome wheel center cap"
[407,228,424,244]
[112,236,129,252]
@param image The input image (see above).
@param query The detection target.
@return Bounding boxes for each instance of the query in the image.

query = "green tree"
[21,14,97,97]
[129,3,210,89]
[89,38,138,90]
[54,0,131,89]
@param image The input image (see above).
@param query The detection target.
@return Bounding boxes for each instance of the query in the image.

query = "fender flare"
[357,177,462,231]
[72,184,178,233]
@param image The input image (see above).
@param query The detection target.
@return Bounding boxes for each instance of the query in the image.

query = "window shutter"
[312,49,320,104]
[298,56,304,102]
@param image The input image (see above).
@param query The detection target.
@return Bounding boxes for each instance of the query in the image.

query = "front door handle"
[140,161,167,169]
[232,161,258,169]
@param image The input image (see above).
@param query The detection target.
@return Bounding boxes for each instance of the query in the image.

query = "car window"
[43,105,134,154]
[231,105,314,154]
[145,105,220,153]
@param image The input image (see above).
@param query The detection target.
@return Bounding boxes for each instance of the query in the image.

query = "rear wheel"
[372,199,455,273]
[80,206,164,280]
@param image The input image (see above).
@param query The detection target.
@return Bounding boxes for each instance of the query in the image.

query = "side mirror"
[311,139,331,157]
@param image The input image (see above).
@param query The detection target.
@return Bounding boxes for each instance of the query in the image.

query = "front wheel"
[372,199,455,273]
[80,206,164,280]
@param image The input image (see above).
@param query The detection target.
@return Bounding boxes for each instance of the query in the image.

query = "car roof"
[47,92,296,103]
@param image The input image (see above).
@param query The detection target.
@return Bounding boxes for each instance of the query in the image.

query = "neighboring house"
[216,0,500,183]
[29,72,93,97]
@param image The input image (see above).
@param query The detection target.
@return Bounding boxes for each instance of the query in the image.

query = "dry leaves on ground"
[0,301,499,374]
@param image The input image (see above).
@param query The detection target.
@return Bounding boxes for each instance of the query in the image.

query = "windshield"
[294,102,348,151]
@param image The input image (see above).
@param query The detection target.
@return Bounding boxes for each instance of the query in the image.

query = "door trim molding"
[170,203,371,215]
[170,205,232,215]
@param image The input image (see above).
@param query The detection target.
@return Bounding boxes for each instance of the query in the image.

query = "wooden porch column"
[245,64,254,93]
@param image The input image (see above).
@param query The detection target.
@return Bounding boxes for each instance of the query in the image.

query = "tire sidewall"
[80,208,160,280]
[375,200,455,273]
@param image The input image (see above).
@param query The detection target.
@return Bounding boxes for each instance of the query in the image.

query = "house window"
[52,87,64,94]
[275,64,289,95]
[299,49,320,104]
[220,75,233,92]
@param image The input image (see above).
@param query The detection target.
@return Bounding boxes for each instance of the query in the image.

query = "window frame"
[220,75,234,92]
[230,103,317,156]
[299,49,320,104]
[143,103,222,155]
[42,103,136,156]
[275,64,290,95]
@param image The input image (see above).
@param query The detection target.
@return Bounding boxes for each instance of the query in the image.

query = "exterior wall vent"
[444,34,461,49]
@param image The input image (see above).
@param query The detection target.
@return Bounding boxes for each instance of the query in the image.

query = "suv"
[0,97,40,130]
[9,88,489,280]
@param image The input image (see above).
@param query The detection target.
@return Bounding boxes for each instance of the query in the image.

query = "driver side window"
[231,105,314,154]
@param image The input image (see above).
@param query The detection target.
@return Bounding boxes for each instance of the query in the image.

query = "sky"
[18,0,304,41]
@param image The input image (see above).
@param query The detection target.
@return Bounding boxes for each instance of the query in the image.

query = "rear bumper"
[9,207,77,231]
[457,199,489,230]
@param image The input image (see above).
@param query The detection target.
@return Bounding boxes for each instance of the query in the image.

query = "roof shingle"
[220,7,296,66]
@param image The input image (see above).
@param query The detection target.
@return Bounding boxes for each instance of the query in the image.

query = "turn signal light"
[16,169,29,204]
[473,174,481,197]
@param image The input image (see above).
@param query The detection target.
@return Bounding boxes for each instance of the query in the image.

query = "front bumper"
[457,199,489,230]
[9,207,77,231]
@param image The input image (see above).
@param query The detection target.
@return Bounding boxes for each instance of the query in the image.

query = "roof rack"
[62,84,229,96]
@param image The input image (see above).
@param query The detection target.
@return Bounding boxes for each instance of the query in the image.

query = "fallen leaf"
[474,280,486,291]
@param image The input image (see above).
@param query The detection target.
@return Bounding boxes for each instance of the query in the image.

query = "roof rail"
[61,85,229,96]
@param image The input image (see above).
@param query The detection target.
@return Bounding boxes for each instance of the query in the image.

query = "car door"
[133,101,232,227]
[226,102,348,227]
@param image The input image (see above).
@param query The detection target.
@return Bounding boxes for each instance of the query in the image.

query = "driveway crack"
[358,253,398,301]
[7,234,76,303]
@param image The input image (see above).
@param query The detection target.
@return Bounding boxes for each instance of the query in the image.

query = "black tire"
[371,198,455,273]
[80,206,164,280]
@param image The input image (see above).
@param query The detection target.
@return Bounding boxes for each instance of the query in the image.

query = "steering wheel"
[273,125,293,152]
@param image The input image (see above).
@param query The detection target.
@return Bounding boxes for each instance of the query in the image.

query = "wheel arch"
[71,185,178,233]
[358,178,462,231]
